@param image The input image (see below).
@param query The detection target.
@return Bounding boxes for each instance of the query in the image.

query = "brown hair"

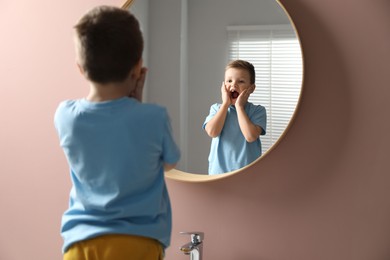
[225,60,256,84]
[74,6,143,83]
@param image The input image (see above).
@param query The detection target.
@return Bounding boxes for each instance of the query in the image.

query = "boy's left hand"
[236,89,250,108]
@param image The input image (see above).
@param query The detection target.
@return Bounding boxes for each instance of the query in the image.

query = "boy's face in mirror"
[224,68,255,105]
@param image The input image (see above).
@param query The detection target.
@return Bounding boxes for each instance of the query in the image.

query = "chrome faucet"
[180,231,204,260]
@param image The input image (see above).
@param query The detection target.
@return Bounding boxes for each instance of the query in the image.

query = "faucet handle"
[180,231,204,244]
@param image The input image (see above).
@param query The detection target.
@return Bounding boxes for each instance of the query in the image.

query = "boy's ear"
[250,84,256,93]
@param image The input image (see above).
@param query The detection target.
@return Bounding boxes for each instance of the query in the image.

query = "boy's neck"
[86,82,129,102]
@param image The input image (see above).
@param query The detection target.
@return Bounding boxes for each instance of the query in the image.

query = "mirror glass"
[128,0,303,176]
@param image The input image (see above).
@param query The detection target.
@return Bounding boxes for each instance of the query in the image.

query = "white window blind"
[227,25,303,153]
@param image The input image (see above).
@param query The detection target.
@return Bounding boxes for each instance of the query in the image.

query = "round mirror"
[124,0,303,181]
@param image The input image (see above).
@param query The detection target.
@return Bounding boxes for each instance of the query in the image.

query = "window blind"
[227,25,303,153]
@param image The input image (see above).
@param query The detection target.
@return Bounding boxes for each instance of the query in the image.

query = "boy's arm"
[236,106,262,142]
[236,89,262,143]
[129,67,147,102]
[164,163,177,172]
[204,103,229,138]
[204,82,231,138]
[162,109,181,172]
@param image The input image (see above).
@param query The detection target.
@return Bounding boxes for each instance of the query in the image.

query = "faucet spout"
[180,241,195,255]
[180,232,204,260]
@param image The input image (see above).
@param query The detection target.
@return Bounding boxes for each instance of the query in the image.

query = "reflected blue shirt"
[54,97,180,253]
[203,103,266,175]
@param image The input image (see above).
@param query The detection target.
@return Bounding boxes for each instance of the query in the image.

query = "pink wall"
[166,0,390,259]
[0,0,389,260]
[0,1,122,260]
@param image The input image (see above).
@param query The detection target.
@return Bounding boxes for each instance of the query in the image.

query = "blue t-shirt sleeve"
[53,100,69,134]
[162,110,181,164]
[202,103,219,129]
[249,105,267,135]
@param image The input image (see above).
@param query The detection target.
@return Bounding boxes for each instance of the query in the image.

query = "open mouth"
[231,91,239,99]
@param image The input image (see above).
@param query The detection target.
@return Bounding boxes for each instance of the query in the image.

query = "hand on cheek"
[221,82,231,106]
[129,67,147,101]
[236,89,249,107]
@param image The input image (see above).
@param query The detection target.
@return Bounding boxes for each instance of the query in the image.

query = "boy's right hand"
[221,81,231,106]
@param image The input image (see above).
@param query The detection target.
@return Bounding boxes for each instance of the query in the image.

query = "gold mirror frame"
[121,0,305,183]
[121,0,135,10]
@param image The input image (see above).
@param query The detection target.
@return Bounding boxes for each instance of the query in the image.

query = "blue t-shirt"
[203,102,266,175]
[54,97,180,253]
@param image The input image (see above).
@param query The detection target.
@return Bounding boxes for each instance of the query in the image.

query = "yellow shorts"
[63,234,164,260]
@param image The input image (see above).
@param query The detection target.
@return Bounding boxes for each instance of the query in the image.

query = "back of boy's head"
[74,6,143,84]
[226,60,256,84]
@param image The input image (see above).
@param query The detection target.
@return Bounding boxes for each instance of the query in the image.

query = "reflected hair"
[225,60,255,84]
[74,6,143,83]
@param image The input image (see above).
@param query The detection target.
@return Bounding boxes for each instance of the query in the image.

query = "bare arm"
[129,67,147,102]
[204,82,231,138]
[235,89,262,142]
[236,107,262,142]
[164,163,177,172]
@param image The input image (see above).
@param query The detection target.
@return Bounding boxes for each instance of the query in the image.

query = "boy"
[54,6,180,260]
[203,60,266,175]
